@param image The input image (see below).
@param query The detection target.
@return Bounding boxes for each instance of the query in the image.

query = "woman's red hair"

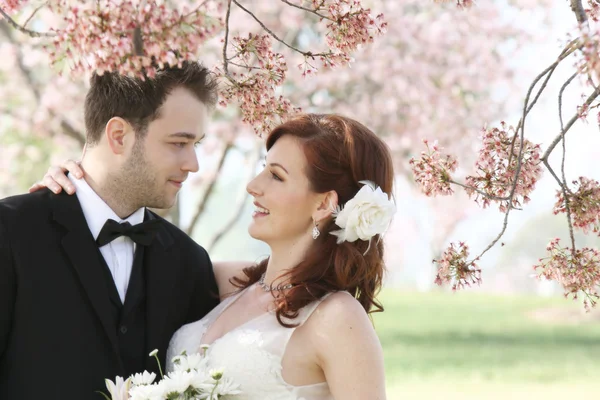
[233,113,395,327]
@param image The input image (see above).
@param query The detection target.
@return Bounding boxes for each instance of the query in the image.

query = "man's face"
[120,87,208,210]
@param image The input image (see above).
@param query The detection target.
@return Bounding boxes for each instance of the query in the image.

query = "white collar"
[68,174,146,240]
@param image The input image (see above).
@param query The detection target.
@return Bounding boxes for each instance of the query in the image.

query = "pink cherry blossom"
[409,139,458,197]
[47,0,223,79]
[554,177,600,236]
[0,0,22,14]
[434,0,474,8]
[534,238,600,311]
[464,123,543,212]
[434,241,482,291]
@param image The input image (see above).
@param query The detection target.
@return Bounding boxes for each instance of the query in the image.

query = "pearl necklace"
[258,273,293,292]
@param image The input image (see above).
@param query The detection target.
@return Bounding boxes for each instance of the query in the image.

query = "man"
[0,61,221,399]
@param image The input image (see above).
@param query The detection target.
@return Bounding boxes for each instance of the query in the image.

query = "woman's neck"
[264,234,313,285]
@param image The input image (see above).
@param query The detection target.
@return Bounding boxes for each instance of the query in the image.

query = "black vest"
[97,246,148,378]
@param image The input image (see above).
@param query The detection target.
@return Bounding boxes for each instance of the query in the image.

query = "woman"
[35,113,395,400]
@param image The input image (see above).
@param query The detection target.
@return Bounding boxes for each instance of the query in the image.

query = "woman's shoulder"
[306,291,374,334]
[319,290,362,312]
[300,290,380,359]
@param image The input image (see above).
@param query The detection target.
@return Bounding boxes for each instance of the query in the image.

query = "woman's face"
[246,135,322,246]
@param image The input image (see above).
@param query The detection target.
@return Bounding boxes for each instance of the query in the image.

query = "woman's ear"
[313,190,339,223]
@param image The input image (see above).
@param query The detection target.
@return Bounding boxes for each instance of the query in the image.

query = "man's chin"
[146,197,176,211]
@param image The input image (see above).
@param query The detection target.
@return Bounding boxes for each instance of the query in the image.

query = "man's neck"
[80,159,138,219]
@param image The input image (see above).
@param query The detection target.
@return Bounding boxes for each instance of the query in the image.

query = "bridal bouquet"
[100,348,241,400]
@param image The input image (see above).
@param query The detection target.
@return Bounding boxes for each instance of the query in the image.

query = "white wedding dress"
[166,285,334,400]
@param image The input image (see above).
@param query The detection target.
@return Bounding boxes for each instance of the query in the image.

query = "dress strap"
[292,291,339,326]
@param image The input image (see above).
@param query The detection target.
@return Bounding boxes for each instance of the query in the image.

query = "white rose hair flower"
[330,180,396,254]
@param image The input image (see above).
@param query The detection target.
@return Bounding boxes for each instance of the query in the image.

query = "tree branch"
[448,179,511,202]
[279,0,333,21]
[59,120,86,146]
[541,86,600,161]
[23,1,49,29]
[228,61,261,70]
[0,6,55,37]
[186,141,236,236]
[0,21,85,146]
[133,26,144,56]
[0,20,40,100]
[231,0,332,58]
[558,72,579,252]
[519,39,579,128]
[462,45,578,266]
[222,0,232,75]
[207,141,262,251]
[570,0,588,25]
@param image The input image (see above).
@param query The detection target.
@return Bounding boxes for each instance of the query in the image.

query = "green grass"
[374,290,600,399]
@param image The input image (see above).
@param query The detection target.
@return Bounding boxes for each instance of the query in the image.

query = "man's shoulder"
[0,189,54,221]
[148,210,208,254]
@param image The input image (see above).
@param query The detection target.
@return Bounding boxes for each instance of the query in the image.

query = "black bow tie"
[96,218,161,247]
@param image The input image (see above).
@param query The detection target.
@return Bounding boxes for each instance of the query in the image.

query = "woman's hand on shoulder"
[29,159,84,195]
[212,261,254,300]
[310,292,386,400]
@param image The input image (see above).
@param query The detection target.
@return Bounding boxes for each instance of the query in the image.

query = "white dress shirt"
[69,174,145,304]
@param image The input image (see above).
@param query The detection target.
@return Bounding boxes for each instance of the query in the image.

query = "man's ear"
[313,190,339,224]
[105,117,133,155]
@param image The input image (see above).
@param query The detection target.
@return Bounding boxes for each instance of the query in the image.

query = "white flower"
[331,180,396,243]
[173,352,208,373]
[188,368,211,390]
[203,378,242,400]
[210,368,224,380]
[130,371,156,386]
[162,370,195,394]
[104,376,131,400]
[213,377,242,396]
[128,382,165,400]
[148,349,158,357]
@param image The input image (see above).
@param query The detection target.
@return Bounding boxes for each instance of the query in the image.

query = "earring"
[312,220,320,239]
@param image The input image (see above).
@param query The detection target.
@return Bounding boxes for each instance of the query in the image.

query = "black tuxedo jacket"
[0,189,220,399]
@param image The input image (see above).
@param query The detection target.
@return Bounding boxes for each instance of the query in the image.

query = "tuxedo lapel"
[50,192,123,369]
[143,210,177,366]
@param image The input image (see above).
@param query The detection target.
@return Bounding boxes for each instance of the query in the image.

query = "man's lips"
[169,179,185,188]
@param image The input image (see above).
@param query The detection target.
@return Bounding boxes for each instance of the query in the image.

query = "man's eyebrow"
[168,132,204,141]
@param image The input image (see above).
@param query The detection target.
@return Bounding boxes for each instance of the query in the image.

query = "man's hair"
[84,61,218,145]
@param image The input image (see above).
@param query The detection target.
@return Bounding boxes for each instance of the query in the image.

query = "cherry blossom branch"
[463,46,595,281]
[503,41,578,175]
[542,86,600,161]
[542,72,579,191]
[231,0,332,58]
[0,107,32,127]
[207,189,250,251]
[228,61,261,70]
[570,0,588,25]
[222,0,232,75]
[523,41,580,122]
[458,48,575,266]
[558,72,579,252]
[448,179,510,201]
[278,0,333,21]
[186,140,236,236]
[0,6,55,37]
[207,142,262,251]
[23,1,49,29]
[0,21,85,146]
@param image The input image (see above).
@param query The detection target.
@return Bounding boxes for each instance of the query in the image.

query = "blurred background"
[1,0,600,398]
